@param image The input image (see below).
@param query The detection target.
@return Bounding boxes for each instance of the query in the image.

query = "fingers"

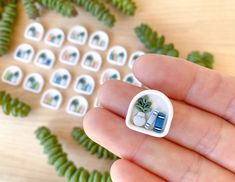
[98,81,235,172]
[111,159,165,182]
[133,54,235,124]
[84,108,235,181]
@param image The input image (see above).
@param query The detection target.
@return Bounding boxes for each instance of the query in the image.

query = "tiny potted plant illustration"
[24,49,32,59]
[79,32,85,41]
[77,78,86,90]
[70,99,79,112]
[133,96,152,127]
[110,74,118,80]
[92,35,100,45]
[28,27,37,37]
[38,53,47,64]
[117,52,125,63]
[85,55,93,66]
[27,77,36,88]
[69,52,77,62]
[61,75,68,86]
[12,71,20,83]
[126,76,134,84]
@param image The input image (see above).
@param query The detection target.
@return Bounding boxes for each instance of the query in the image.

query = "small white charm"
[59,46,80,66]
[93,97,100,107]
[34,49,55,69]
[50,68,72,89]
[14,43,35,63]
[100,68,121,85]
[125,90,173,138]
[40,89,63,110]
[88,31,109,51]
[23,73,44,94]
[123,73,142,87]
[67,25,88,45]
[2,66,23,86]
[81,51,102,72]
[107,45,127,66]
[24,22,44,42]
[128,51,145,69]
[74,74,95,95]
[44,28,65,48]
[66,96,88,117]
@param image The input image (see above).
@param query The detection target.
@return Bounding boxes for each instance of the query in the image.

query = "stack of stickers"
[1,22,144,117]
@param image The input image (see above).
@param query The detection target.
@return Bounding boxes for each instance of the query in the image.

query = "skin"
[84,54,235,182]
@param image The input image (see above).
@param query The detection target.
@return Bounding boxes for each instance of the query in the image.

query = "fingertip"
[110,159,124,180]
[97,80,118,104]
[83,108,102,140]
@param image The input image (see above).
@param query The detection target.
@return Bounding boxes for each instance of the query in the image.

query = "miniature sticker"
[100,68,121,85]
[2,66,23,86]
[123,73,142,87]
[66,96,88,117]
[125,90,174,138]
[23,73,44,94]
[67,25,88,45]
[40,89,63,110]
[44,28,65,48]
[59,46,80,66]
[34,49,55,69]
[50,68,71,89]
[74,75,95,95]
[81,51,102,72]
[107,45,127,66]
[128,51,145,69]
[14,43,35,63]
[24,22,45,41]
[88,31,109,51]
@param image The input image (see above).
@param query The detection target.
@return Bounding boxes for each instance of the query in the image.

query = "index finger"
[133,54,235,124]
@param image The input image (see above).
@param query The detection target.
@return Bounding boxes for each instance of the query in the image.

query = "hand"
[84,55,235,182]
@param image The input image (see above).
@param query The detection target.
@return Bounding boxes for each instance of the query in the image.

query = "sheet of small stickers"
[1,22,145,117]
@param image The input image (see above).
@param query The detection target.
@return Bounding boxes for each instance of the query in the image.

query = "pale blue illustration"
[109,51,125,64]
[25,76,40,91]
[69,99,85,115]
[53,73,69,87]
[16,48,32,60]
[62,50,77,63]
[37,53,52,66]
[133,95,167,133]
[100,69,120,84]
[71,31,85,42]
[76,77,92,93]
[48,34,62,44]
[4,70,20,84]
[91,34,106,48]
[43,93,61,108]
[82,52,101,71]
[27,26,37,38]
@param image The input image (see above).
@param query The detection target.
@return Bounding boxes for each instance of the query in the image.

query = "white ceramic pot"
[133,112,146,126]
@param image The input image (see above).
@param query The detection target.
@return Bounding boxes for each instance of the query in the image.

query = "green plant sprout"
[73,0,116,27]
[38,0,78,17]
[71,127,119,160]
[0,1,17,56]
[35,126,112,182]
[187,51,214,69]
[23,0,39,19]
[134,23,180,57]
[104,0,137,16]
[133,96,152,127]
[135,96,152,113]
[0,91,31,117]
